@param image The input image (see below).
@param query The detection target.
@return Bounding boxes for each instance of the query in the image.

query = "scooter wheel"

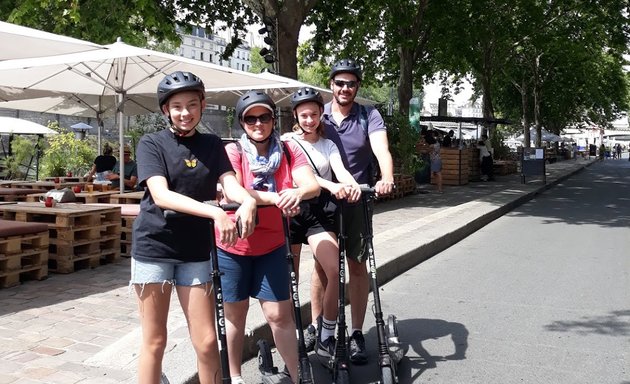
[333,368,351,384]
[380,366,395,384]
[387,314,399,338]
[257,339,276,375]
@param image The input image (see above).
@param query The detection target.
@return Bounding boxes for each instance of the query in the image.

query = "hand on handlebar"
[215,212,238,247]
[374,179,395,196]
[276,189,302,217]
[234,199,257,238]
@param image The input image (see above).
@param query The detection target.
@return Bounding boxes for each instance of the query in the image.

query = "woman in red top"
[217,91,319,383]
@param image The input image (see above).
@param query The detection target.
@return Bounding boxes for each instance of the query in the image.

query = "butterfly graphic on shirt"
[184,158,198,168]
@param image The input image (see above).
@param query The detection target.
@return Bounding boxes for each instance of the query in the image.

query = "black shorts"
[290,193,338,245]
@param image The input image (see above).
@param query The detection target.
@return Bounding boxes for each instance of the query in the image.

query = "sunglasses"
[333,79,359,89]
[243,113,273,125]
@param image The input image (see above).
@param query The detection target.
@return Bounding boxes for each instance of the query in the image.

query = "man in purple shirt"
[305,59,394,365]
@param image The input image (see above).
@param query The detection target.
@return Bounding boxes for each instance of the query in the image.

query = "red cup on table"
[44,196,54,208]
[54,177,60,183]
[72,185,82,193]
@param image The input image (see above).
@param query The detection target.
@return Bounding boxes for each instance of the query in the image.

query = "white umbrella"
[0,21,104,60]
[0,116,58,135]
[0,39,289,179]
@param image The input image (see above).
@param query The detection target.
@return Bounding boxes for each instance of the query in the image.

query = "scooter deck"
[260,373,292,384]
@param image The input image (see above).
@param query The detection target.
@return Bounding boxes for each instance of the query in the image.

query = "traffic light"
[258,16,276,65]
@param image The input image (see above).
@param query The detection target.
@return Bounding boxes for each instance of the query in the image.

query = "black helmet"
[235,90,276,120]
[157,71,205,109]
[329,59,362,81]
[291,87,324,111]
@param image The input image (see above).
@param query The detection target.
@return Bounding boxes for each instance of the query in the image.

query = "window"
[200,52,204,61]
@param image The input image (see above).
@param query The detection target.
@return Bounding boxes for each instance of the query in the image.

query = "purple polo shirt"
[322,102,386,184]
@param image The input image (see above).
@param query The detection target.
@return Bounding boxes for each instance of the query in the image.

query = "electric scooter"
[359,186,404,384]
[256,211,314,384]
[327,201,351,384]
[162,202,242,384]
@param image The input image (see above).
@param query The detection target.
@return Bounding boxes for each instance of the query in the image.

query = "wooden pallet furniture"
[0,219,49,288]
[109,191,144,204]
[431,148,472,186]
[25,190,119,204]
[0,203,121,273]
[85,203,139,258]
[0,188,48,202]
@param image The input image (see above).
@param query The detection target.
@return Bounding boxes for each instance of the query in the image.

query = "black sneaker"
[349,330,368,365]
[303,324,317,352]
[316,336,336,359]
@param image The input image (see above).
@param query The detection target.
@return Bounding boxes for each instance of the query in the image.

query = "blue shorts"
[217,246,289,302]
[130,258,212,287]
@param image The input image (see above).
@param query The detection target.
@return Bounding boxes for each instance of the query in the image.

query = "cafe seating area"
[0,219,49,288]
[0,178,143,287]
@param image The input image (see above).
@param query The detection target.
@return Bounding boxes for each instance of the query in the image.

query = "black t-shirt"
[132,129,233,263]
[442,135,452,148]
[94,155,117,172]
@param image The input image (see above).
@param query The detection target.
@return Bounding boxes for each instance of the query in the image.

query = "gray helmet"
[235,90,276,119]
[291,87,324,111]
[329,59,362,81]
[157,71,205,109]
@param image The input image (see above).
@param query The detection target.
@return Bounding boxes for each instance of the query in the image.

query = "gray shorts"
[431,158,442,173]
[130,258,212,287]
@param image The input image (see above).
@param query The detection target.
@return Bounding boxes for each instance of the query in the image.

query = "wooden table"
[0,202,121,273]
[0,188,48,202]
[25,190,119,204]
[109,191,144,204]
[10,181,86,191]
[43,176,86,183]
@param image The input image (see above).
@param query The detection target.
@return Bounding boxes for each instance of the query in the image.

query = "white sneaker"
[231,376,246,384]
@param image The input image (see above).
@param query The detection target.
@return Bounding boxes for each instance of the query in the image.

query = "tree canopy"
[3,0,630,141]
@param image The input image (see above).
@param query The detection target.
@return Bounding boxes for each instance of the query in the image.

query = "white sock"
[320,317,336,342]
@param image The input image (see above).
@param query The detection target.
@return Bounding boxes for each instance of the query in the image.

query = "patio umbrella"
[0,21,104,60]
[0,116,58,135]
[0,39,289,179]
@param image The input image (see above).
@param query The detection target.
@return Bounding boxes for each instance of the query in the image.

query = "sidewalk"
[0,157,596,384]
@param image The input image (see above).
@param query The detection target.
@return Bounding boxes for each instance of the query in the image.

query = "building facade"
[177,25,252,73]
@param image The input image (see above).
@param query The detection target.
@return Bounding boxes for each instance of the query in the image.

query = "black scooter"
[162,202,242,384]
[328,201,351,383]
[359,186,404,384]
[256,212,314,384]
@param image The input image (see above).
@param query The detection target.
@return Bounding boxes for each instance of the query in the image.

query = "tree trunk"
[244,0,318,79]
[521,77,531,148]
[397,46,414,117]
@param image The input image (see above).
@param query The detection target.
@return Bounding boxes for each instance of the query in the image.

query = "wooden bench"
[0,219,49,288]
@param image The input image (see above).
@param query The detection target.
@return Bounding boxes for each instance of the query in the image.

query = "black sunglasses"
[333,79,359,89]
[243,113,273,125]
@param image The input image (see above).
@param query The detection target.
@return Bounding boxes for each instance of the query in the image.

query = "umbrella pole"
[118,93,125,191]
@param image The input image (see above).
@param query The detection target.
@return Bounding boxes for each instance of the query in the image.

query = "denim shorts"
[217,245,289,302]
[130,258,212,287]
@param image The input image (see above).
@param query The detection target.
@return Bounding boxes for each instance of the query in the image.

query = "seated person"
[108,145,138,191]
[84,143,116,182]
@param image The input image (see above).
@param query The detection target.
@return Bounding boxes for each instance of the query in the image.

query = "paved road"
[0,157,599,384]
[239,159,630,383]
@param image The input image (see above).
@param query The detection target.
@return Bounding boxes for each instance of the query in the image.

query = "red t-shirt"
[217,140,309,256]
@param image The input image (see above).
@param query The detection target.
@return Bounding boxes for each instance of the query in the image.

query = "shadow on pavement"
[544,309,630,336]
